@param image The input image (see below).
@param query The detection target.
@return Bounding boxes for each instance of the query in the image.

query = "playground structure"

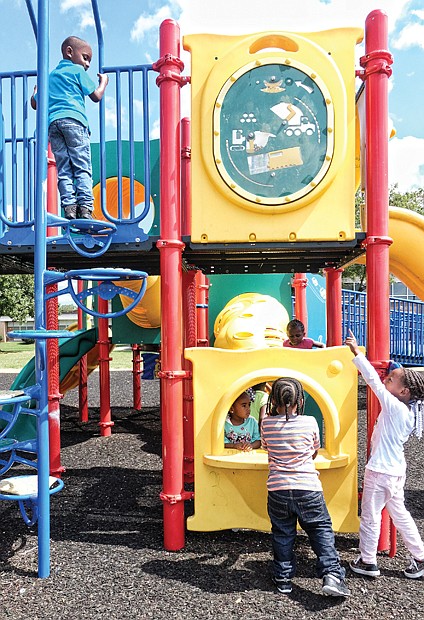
[1,1,424,578]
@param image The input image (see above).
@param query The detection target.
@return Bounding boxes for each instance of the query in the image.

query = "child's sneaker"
[272,576,292,594]
[77,206,94,220]
[322,574,351,597]
[64,204,77,220]
[349,556,380,577]
[404,557,424,579]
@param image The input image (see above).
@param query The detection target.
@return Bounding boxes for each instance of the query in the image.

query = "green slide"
[2,328,98,443]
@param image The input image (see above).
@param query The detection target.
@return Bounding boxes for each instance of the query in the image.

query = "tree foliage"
[342,185,424,289]
[0,274,35,322]
[389,184,424,216]
[59,304,77,314]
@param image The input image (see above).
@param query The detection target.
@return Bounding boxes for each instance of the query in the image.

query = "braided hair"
[266,377,305,420]
[402,368,424,439]
[286,319,305,331]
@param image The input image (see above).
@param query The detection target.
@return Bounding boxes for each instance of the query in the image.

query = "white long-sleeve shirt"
[353,353,414,476]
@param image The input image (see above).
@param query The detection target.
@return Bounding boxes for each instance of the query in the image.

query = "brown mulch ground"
[1,371,424,619]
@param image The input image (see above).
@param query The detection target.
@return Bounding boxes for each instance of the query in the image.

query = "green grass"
[0,342,35,369]
[0,341,133,370]
[109,347,133,370]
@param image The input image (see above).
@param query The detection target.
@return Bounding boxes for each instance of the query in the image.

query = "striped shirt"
[261,413,322,491]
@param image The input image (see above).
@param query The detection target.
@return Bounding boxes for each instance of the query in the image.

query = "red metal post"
[324,268,343,346]
[153,19,190,550]
[292,273,308,331]
[181,117,191,237]
[46,144,64,476]
[77,281,89,423]
[361,9,393,553]
[132,344,143,410]
[47,144,59,235]
[46,288,64,476]
[182,272,197,483]
[97,296,113,436]
[195,272,210,347]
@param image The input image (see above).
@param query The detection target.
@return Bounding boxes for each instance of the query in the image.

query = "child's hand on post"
[345,329,360,356]
[30,85,37,110]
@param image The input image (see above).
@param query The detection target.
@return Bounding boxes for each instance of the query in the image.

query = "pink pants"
[360,469,424,564]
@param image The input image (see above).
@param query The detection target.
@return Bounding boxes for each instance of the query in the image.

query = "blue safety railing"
[341,289,367,347]
[0,0,157,244]
[342,290,424,365]
[390,297,424,365]
[0,71,37,228]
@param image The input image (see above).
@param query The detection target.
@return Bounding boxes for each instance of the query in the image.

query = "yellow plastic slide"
[388,207,424,301]
[356,207,424,302]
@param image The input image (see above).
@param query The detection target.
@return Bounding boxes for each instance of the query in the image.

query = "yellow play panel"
[185,346,360,533]
[185,27,362,244]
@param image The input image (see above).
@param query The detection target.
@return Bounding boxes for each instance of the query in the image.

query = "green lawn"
[0,341,133,370]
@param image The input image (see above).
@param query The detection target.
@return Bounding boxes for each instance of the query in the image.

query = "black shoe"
[404,557,424,579]
[77,206,94,220]
[322,574,351,597]
[64,204,77,220]
[272,576,292,594]
[349,556,380,577]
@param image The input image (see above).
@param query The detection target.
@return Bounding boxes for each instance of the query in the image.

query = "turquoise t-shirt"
[224,416,261,445]
[48,59,97,127]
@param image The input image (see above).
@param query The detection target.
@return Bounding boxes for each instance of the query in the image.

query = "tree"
[389,184,424,216]
[0,274,34,323]
[341,185,424,290]
[59,304,77,314]
[340,189,366,289]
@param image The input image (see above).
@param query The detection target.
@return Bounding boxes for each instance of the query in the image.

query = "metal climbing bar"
[91,0,154,226]
[0,71,37,227]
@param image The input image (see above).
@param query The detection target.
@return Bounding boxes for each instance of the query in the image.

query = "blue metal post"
[91,0,106,216]
[34,0,50,579]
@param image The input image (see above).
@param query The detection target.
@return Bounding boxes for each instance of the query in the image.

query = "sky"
[0,0,423,193]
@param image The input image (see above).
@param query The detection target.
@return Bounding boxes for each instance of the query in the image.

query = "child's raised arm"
[345,329,361,356]
[89,73,109,103]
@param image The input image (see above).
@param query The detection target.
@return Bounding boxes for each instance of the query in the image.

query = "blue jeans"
[48,118,94,211]
[267,489,345,580]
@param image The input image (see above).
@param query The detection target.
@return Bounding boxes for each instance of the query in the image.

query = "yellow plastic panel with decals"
[185,346,359,533]
[184,28,363,243]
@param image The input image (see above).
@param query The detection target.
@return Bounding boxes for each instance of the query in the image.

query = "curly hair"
[266,377,304,420]
[402,368,424,439]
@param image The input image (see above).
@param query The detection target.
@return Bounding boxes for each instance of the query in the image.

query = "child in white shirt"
[345,330,424,579]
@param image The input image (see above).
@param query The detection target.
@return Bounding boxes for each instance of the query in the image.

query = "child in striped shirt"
[261,377,349,597]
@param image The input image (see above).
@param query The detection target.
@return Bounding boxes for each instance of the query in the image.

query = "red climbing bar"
[77,281,89,423]
[97,296,113,437]
[292,273,308,331]
[361,9,393,553]
[182,272,196,484]
[196,271,209,347]
[132,344,143,411]
[154,19,189,550]
[46,144,63,476]
[46,285,63,476]
[325,268,343,346]
[181,117,191,237]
